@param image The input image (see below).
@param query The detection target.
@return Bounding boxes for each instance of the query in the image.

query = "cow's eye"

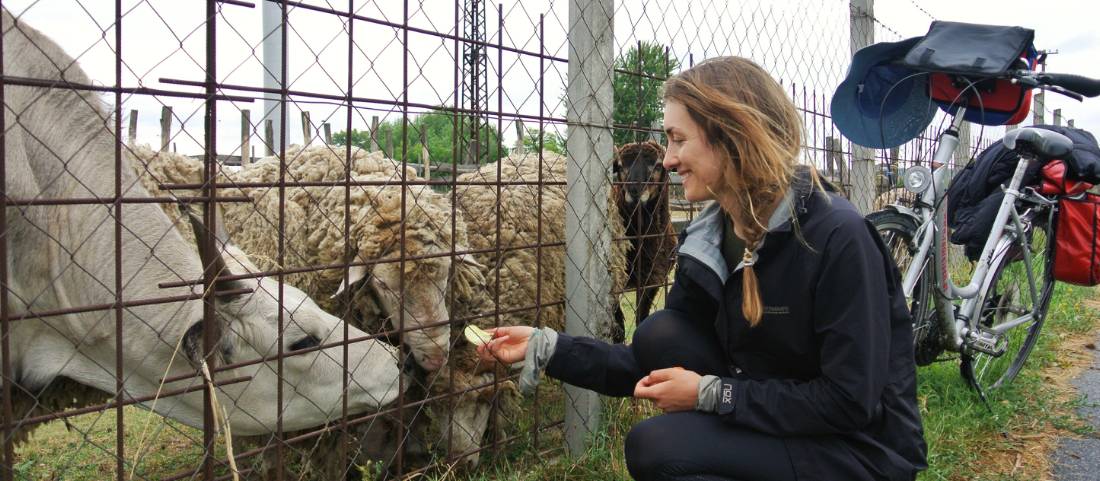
[289,335,321,352]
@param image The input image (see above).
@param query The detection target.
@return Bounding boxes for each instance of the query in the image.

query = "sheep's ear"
[457,253,486,270]
[332,264,370,299]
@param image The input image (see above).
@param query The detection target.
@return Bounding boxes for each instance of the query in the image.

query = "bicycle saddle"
[1002,127,1074,160]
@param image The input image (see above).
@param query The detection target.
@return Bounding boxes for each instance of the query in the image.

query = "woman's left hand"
[633,367,702,412]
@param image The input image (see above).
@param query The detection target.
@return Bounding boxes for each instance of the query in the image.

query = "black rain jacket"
[545,172,927,481]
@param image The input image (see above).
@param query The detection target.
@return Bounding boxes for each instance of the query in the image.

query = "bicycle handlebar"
[1038,73,1100,98]
[1011,70,1100,101]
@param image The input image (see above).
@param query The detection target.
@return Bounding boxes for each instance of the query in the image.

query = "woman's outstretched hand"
[475,326,535,365]
[633,367,702,413]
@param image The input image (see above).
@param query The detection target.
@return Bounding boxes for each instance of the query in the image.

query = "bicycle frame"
[897,107,1047,354]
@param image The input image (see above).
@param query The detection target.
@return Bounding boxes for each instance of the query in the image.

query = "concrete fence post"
[564,0,614,456]
[128,109,138,145]
[160,106,173,152]
[370,115,380,152]
[848,0,876,213]
[241,109,251,166]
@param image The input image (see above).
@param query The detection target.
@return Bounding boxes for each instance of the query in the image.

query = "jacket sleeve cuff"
[716,377,738,416]
[518,327,559,394]
[695,375,721,412]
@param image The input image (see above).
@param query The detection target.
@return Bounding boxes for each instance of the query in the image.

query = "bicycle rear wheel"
[961,208,1056,392]
[867,210,942,365]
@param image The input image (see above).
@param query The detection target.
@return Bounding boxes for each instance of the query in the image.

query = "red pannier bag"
[1053,193,1100,286]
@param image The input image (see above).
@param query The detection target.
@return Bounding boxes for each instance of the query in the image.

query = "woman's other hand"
[476,325,535,365]
[633,367,702,412]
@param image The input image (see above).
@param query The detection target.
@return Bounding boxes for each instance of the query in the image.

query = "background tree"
[521,127,567,155]
[333,109,506,175]
[613,41,680,146]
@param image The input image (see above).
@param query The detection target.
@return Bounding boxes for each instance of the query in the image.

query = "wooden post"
[1053,108,1063,127]
[1068,119,1076,128]
[128,109,138,145]
[301,111,312,144]
[241,109,251,166]
[264,119,275,156]
[513,119,526,156]
[323,123,332,144]
[420,128,431,178]
[564,0,614,456]
[370,115,380,152]
[160,106,173,152]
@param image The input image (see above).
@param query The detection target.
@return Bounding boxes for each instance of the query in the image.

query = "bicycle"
[869,69,1100,396]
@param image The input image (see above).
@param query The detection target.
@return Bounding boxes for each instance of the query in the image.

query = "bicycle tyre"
[867,210,942,365]
[961,207,1056,392]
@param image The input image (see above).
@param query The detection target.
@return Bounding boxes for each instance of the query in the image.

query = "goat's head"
[614,141,668,206]
[180,208,404,434]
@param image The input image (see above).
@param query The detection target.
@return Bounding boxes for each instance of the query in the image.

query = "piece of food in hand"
[464,325,494,346]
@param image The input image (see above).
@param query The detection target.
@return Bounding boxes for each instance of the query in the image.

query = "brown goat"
[612,141,678,341]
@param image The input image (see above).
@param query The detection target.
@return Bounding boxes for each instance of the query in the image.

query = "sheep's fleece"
[130,144,506,476]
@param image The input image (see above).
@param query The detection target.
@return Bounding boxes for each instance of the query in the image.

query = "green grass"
[12,283,1098,481]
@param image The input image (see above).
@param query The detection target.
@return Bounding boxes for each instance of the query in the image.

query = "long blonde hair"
[663,57,802,326]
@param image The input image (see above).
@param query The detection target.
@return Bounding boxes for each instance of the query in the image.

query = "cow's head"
[179,208,404,434]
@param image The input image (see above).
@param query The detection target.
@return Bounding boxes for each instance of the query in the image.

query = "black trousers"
[624,309,797,481]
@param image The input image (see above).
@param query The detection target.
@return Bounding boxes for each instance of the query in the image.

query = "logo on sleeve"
[721,383,733,404]
[762,305,790,315]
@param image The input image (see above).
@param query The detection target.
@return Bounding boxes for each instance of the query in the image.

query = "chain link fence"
[0,1,1027,480]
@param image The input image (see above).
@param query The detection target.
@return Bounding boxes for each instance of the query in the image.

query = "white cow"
[1,10,404,435]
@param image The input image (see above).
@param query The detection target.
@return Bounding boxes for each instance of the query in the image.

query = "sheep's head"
[334,182,485,372]
[177,208,404,435]
[614,141,668,206]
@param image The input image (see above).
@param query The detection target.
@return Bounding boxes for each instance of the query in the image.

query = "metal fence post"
[262,0,284,151]
[564,0,613,457]
[848,0,875,213]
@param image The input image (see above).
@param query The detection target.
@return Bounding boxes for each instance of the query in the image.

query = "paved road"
[1051,339,1100,481]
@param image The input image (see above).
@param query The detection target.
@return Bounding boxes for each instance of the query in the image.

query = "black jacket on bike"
[545,171,928,481]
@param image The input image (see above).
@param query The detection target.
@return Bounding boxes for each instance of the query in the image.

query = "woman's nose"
[662,151,677,171]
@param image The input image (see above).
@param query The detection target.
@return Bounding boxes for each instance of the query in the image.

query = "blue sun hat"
[831,37,937,149]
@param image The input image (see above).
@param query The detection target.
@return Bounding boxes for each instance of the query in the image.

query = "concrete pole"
[848,0,875,213]
[420,128,430,178]
[564,0,614,456]
[1053,108,1063,126]
[301,111,312,144]
[1068,119,1075,128]
[264,119,274,156]
[160,106,173,152]
[1032,90,1046,125]
[262,1,284,153]
[513,119,526,155]
[128,109,138,145]
[954,121,972,168]
[370,116,380,152]
[241,109,251,166]
[323,123,332,144]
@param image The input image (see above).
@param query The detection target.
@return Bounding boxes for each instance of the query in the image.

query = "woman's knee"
[624,416,667,480]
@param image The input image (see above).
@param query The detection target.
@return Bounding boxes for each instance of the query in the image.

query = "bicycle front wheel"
[962,210,1056,392]
[867,210,942,365]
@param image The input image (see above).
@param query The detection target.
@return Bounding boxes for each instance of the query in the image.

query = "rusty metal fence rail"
[0,1,1023,480]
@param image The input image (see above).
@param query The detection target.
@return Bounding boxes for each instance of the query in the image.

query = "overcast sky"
[5,0,1098,157]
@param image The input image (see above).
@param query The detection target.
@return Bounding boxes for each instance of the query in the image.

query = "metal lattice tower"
[461,0,488,164]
